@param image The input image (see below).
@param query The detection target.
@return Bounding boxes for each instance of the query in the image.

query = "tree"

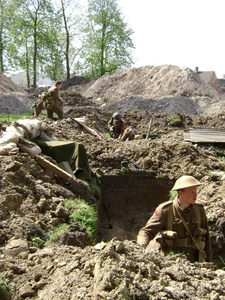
[7,0,63,87]
[0,0,21,72]
[80,0,134,79]
[55,0,82,80]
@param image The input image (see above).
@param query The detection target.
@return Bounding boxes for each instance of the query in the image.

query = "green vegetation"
[0,113,32,125]
[214,149,225,161]
[0,276,11,300]
[80,0,134,78]
[168,117,182,127]
[30,236,45,249]
[48,223,70,242]
[131,108,138,113]
[169,190,177,200]
[65,198,97,241]
[105,132,111,139]
[48,197,98,243]
[1,0,134,83]
[219,255,225,270]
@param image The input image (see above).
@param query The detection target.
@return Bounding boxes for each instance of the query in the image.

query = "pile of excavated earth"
[0,65,225,299]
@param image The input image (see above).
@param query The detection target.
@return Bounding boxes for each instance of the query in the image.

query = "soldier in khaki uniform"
[137,175,212,263]
[108,112,125,139]
[34,81,64,120]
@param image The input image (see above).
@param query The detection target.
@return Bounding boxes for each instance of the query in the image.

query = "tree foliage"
[0,0,135,84]
[79,0,134,79]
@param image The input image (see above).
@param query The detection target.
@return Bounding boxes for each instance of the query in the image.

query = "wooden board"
[184,128,225,143]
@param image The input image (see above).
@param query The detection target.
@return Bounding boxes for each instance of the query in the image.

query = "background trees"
[79,0,134,79]
[0,0,134,85]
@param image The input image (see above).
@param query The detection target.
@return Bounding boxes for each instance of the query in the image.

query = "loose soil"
[1,65,225,299]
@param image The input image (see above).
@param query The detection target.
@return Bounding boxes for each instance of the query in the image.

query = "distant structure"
[10,71,54,88]
[194,66,223,94]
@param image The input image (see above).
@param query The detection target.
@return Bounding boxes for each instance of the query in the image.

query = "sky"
[118,0,225,78]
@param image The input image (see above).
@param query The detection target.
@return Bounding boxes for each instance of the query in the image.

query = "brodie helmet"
[172,175,201,191]
[112,112,122,120]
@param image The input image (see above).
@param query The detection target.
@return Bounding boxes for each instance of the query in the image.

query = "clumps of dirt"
[1,239,225,300]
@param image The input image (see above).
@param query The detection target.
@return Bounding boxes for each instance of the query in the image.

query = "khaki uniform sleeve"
[137,204,169,246]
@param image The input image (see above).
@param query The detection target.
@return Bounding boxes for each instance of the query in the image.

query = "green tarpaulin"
[34,140,92,181]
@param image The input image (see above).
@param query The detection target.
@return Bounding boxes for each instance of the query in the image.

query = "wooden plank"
[184,128,225,143]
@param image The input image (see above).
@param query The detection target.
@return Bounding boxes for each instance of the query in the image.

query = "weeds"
[0,113,32,125]
[30,236,45,249]
[63,198,98,242]
[48,223,69,242]
[68,198,97,240]
[168,117,182,127]
[0,276,11,300]
[219,255,225,270]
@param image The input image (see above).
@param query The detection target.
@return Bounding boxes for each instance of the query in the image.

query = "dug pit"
[97,173,173,242]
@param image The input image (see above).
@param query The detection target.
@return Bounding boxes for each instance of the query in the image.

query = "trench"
[97,173,173,243]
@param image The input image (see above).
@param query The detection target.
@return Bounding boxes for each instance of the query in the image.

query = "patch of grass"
[219,255,225,270]
[121,166,129,174]
[0,113,32,125]
[0,276,11,300]
[168,117,182,127]
[67,198,97,240]
[63,198,97,241]
[48,223,70,242]
[90,182,101,201]
[131,108,138,113]
[30,236,45,249]
[105,132,111,139]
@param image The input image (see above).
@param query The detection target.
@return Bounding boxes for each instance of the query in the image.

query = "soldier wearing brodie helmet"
[137,175,212,263]
[108,112,125,139]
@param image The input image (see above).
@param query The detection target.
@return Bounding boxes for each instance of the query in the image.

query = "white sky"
[119,0,225,78]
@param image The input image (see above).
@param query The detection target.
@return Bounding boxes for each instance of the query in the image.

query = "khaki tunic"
[137,198,212,262]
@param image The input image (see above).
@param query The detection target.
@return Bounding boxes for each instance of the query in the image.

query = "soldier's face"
[179,186,198,204]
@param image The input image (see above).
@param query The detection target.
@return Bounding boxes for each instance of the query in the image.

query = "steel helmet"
[112,112,122,120]
[172,175,201,191]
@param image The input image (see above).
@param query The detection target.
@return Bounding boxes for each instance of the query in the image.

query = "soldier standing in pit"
[34,81,64,120]
[137,175,212,263]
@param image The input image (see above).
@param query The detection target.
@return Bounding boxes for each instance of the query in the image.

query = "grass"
[0,276,11,300]
[67,198,97,240]
[48,223,69,242]
[168,117,182,127]
[0,113,32,125]
[48,196,98,243]
[219,255,225,270]
[30,236,45,249]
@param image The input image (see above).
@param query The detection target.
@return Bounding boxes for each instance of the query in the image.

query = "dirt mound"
[80,65,224,112]
[0,72,24,93]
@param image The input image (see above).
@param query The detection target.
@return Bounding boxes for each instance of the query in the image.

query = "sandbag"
[18,138,42,156]
[0,142,19,155]
[14,119,48,140]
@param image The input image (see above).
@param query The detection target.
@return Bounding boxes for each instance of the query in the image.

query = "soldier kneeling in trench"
[108,112,136,141]
[137,175,212,263]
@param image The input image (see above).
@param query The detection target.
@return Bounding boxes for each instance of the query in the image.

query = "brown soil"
[1,66,225,299]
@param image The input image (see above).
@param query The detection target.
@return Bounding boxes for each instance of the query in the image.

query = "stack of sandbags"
[0,118,47,155]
